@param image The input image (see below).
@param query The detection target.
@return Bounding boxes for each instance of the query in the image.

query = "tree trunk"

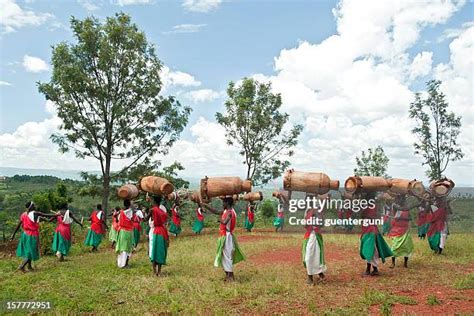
[102,156,112,224]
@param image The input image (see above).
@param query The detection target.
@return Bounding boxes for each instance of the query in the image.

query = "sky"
[0,0,473,186]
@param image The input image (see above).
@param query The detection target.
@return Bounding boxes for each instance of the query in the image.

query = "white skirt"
[304,231,327,275]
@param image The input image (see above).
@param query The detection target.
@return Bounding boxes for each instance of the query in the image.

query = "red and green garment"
[360,207,393,263]
[244,206,255,231]
[16,211,40,261]
[169,206,182,236]
[302,210,326,275]
[116,210,134,254]
[382,213,391,235]
[388,210,414,258]
[214,208,245,271]
[52,211,73,256]
[417,208,430,238]
[132,210,144,247]
[149,205,169,265]
[192,207,204,233]
[109,211,120,243]
[84,210,105,248]
[427,206,447,251]
[273,204,284,228]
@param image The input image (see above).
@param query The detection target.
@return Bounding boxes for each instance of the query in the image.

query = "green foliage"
[354,145,390,177]
[33,182,73,212]
[454,273,474,290]
[426,295,441,306]
[39,222,56,255]
[259,199,276,223]
[37,13,191,211]
[216,78,303,186]
[409,80,463,180]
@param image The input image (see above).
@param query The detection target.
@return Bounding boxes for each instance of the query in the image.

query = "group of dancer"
[295,191,452,284]
[10,190,451,284]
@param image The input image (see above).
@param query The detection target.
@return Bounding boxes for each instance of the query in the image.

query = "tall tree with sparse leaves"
[409,80,463,180]
[354,146,390,177]
[38,13,191,213]
[216,78,303,186]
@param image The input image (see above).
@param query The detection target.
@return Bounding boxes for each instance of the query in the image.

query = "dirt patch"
[369,287,474,315]
[237,234,288,243]
[249,242,356,267]
[0,240,18,258]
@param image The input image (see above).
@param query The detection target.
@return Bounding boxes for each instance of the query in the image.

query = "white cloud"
[161,117,243,177]
[116,0,152,6]
[22,55,49,73]
[160,66,201,88]
[0,81,12,86]
[78,0,100,11]
[409,51,433,80]
[183,89,222,103]
[247,0,470,184]
[182,0,221,13]
[168,23,206,33]
[0,0,53,34]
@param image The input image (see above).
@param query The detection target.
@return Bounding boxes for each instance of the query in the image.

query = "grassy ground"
[0,229,473,315]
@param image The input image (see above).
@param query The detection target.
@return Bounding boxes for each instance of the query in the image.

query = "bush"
[39,222,56,255]
[259,199,276,224]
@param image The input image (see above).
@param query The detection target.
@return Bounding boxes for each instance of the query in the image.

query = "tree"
[216,78,303,186]
[354,146,390,177]
[409,80,463,180]
[38,13,191,213]
[259,199,276,225]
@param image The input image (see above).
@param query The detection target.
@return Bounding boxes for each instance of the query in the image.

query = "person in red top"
[303,202,326,285]
[359,192,393,276]
[427,197,450,254]
[416,201,430,239]
[132,208,144,249]
[11,201,56,272]
[116,199,134,268]
[201,197,245,282]
[108,207,121,248]
[145,195,169,276]
[51,203,83,261]
[84,204,108,251]
[388,195,421,268]
[169,200,182,237]
[244,202,256,232]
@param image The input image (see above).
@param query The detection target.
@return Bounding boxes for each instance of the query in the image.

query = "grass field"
[0,229,473,315]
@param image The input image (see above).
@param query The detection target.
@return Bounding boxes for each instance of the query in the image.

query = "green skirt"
[115,230,133,253]
[273,217,284,228]
[214,234,245,268]
[169,222,182,235]
[109,227,118,243]
[390,232,414,257]
[418,223,430,237]
[244,218,254,231]
[16,232,40,261]
[84,230,103,248]
[192,220,204,233]
[52,232,71,256]
[428,232,441,251]
[382,221,391,235]
[133,228,141,247]
[149,234,168,264]
[360,232,393,263]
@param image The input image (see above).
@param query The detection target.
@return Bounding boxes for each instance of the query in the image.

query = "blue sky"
[0,0,473,185]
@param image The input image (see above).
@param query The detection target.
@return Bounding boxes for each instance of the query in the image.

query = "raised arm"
[70,212,84,228]
[200,203,223,215]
